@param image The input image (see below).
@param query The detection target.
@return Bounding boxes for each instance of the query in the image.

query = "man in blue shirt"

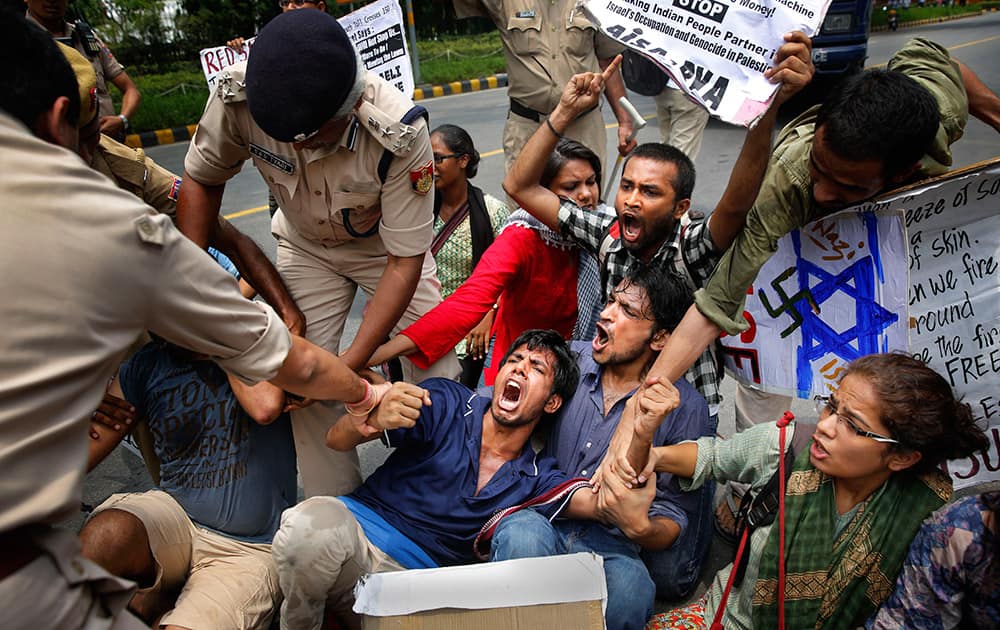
[490,267,715,630]
[79,339,297,629]
[272,330,655,630]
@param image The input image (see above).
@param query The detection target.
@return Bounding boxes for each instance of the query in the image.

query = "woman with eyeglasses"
[368,137,608,387]
[627,353,988,630]
[427,124,509,388]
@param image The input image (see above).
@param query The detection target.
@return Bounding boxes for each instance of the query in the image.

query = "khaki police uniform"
[93,134,183,218]
[25,13,125,121]
[186,64,459,498]
[454,0,623,170]
[0,111,292,628]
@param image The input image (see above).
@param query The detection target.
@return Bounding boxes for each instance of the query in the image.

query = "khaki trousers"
[271,497,406,630]
[503,105,609,175]
[275,227,459,497]
[653,87,710,161]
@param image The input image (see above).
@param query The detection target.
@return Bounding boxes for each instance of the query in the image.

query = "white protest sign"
[200,39,254,89]
[720,209,909,398]
[580,0,831,125]
[721,160,1000,490]
[198,0,414,96]
[340,0,415,97]
[903,161,1000,489]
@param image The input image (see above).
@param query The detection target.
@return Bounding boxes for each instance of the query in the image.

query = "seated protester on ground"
[427,123,509,387]
[490,267,714,630]
[625,353,989,630]
[867,490,1000,629]
[80,337,297,629]
[624,38,1000,447]
[272,330,650,630]
[368,139,611,386]
[503,41,814,421]
[60,44,303,334]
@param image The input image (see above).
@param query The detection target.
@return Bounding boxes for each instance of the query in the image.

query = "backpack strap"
[466,184,495,268]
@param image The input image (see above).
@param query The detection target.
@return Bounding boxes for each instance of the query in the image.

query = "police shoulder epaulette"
[217,63,249,104]
[357,100,427,157]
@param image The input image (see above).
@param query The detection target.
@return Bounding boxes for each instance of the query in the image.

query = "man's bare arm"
[326,382,428,450]
[176,174,225,249]
[958,59,1000,133]
[598,56,637,156]
[87,377,135,471]
[227,375,286,425]
[339,253,423,372]
[707,31,814,251]
[504,56,624,230]
[213,219,307,336]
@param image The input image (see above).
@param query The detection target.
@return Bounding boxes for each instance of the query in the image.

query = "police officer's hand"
[557,55,623,120]
[766,31,815,106]
[282,306,307,338]
[90,392,135,439]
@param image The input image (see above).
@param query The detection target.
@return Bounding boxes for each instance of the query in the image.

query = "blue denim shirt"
[544,342,714,537]
[348,378,568,566]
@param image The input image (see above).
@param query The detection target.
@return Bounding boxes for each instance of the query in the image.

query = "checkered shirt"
[557,199,724,407]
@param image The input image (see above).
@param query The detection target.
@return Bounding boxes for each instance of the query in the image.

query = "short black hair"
[816,69,939,179]
[617,266,693,334]
[621,143,696,201]
[0,11,80,132]
[541,138,604,200]
[431,124,482,179]
[500,329,579,402]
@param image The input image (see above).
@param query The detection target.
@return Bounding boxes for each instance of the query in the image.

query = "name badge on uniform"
[249,143,295,174]
[515,10,535,17]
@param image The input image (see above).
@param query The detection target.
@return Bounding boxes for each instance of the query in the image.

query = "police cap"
[246,10,365,143]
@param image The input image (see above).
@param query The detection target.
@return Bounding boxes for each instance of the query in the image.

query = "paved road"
[76,13,1000,606]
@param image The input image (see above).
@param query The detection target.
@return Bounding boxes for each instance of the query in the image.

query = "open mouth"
[592,323,610,352]
[810,435,829,460]
[620,213,641,243]
[498,380,522,411]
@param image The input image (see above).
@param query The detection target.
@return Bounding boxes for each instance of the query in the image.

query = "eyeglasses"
[432,153,461,164]
[814,396,899,444]
[278,0,316,7]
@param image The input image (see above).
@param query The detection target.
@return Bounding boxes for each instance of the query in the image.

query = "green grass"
[871,3,985,27]
[118,32,508,133]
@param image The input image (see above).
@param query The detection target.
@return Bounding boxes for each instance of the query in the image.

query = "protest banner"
[580,0,832,125]
[721,159,1000,489]
[903,160,1000,489]
[719,208,909,399]
[198,0,414,96]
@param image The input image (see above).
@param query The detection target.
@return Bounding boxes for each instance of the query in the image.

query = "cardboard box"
[354,552,607,629]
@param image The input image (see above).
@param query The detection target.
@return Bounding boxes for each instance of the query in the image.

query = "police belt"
[509,99,597,123]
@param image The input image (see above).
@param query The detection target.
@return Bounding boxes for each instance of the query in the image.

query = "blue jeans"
[490,511,655,630]
[641,479,715,601]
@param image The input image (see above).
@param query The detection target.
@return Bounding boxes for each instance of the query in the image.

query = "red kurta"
[403,224,579,385]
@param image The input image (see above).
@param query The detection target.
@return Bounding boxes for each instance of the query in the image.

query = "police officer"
[58,42,305,334]
[178,10,459,498]
[26,0,141,140]
[453,0,636,170]
[0,15,378,627]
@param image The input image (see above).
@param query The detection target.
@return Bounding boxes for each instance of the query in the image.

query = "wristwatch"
[118,114,129,130]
